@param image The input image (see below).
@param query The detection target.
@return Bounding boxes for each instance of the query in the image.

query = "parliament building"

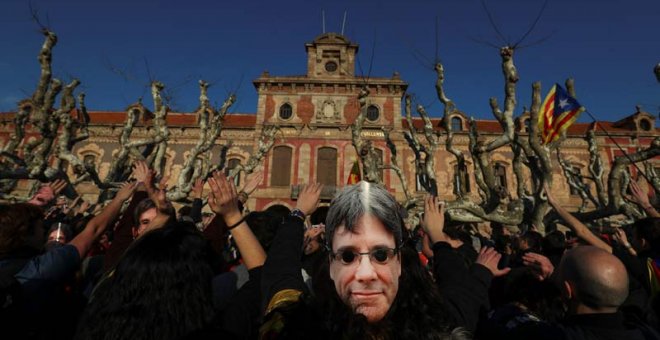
[2,33,657,211]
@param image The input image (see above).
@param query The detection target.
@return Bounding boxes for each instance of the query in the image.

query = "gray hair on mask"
[325,181,403,251]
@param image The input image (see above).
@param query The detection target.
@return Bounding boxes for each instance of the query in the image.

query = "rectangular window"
[317,147,337,186]
[271,146,292,186]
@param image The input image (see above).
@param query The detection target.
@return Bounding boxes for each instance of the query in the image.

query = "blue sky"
[1,0,658,123]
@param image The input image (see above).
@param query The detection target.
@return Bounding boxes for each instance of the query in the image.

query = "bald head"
[559,246,629,311]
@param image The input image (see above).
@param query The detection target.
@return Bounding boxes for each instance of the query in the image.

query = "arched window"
[271,146,292,186]
[279,103,293,120]
[317,147,337,186]
[494,163,507,190]
[366,105,380,122]
[451,116,462,131]
[224,158,241,187]
[523,118,531,132]
[453,163,470,195]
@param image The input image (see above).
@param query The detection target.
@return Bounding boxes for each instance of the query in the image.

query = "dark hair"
[498,268,565,323]
[0,203,45,256]
[311,206,329,225]
[244,210,280,251]
[75,224,215,340]
[47,223,73,243]
[325,182,403,250]
[542,230,566,257]
[633,217,660,254]
[265,204,291,217]
[444,223,475,245]
[133,198,157,226]
[308,241,464,339]
[178,205,192,219]
[520,231,543,253]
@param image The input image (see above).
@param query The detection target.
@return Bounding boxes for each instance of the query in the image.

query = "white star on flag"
[559,99,569,109]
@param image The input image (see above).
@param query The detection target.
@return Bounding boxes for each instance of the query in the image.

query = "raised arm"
[69,182,137,257]
[208,171,266,270]
[261,183,322,308]
[237,169,264,203]
[630,181,660,218]
[189,177,204,223]
[134,162,175,237]
[422,195,451,244]
[545,183,612,253]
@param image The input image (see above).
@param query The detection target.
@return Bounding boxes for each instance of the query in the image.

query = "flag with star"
[538,83,585,144]
[347,160,361,185]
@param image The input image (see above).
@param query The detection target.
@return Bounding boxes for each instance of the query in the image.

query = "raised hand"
[241,169,264,195]
[304,224,325,241]
[151,175,171,212]
[191,177,204,199]
[132,160,152,187]
[70,195,82,208]
[77,200,91,215]
[295,183,323,216]
[522,252,555,281]
[208,171,242,226]
[629,181,651,208]
[423,195,447,243]
[476,247,511,277]
[27,185,55,206]
[114,181,138,201]
[49,179,68,196]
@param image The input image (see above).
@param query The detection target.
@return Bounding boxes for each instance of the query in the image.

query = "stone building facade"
[1,33,657,212]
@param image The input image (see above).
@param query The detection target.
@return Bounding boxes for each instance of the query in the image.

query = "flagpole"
[583,109,651,183]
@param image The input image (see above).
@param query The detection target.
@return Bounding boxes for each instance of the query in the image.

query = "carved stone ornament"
[316,99,340,121]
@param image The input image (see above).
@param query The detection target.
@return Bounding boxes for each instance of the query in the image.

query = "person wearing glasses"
[259,181,493,339]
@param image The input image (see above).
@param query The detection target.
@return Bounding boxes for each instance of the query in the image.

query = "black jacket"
[509,312,660,340]
[259,216,494,338]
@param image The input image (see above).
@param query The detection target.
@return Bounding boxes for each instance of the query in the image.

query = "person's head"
[177,205,192,222]
[557,246,629,314]
[46,223,73,245]
[76,223,216,340]
[311,206,329,226]
[55,195,68,208]
[631,217,660,255]
[542,230,567,259]
[303,225,325,255]
[0,203,46,256]
[264,203,291,217]
[244,210,280,252]
[325,181,403,323]
[519,231,543,253]
[132,199,158,238]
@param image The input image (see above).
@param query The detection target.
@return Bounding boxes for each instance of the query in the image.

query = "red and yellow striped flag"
[537,84,584,144]
[347,160,361,185]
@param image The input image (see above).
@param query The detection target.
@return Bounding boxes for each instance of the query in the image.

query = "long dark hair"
[0,203,44,257]
[307,241,465,340]
[75,223,216,340]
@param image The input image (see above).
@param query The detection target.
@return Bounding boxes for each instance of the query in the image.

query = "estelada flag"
[347,160,361,185]
[537,83,585,144]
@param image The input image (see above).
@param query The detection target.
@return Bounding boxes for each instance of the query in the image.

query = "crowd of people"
[1,160,660,339]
